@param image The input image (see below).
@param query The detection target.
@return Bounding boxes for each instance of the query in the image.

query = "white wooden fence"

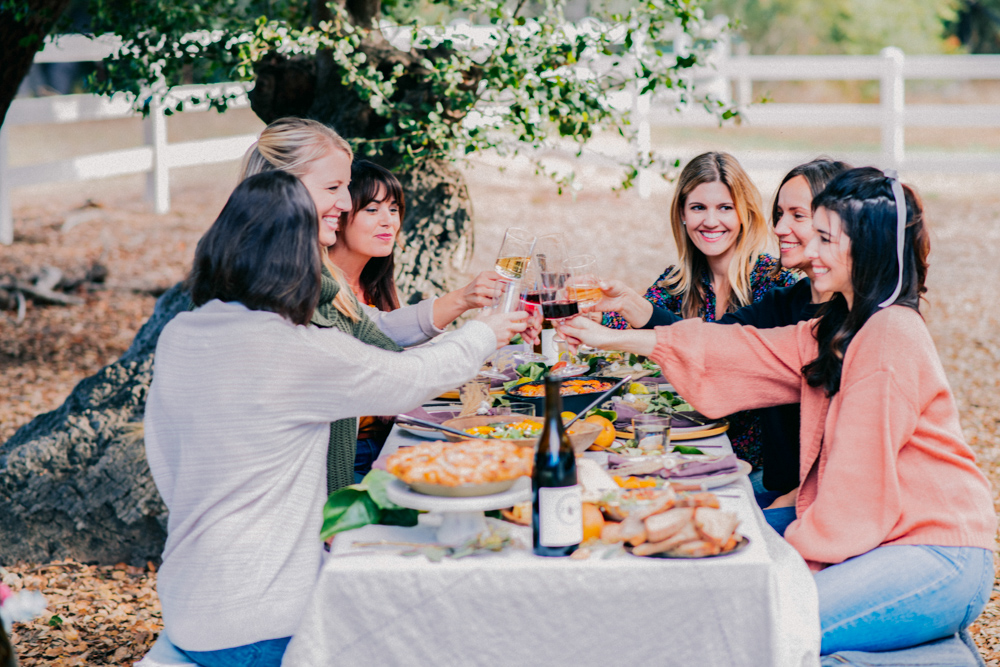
[2,32,1000,244]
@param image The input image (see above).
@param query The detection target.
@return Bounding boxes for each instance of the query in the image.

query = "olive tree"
[0,0,735,565]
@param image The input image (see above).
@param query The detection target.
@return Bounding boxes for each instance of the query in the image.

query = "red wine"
[521,291,542,304]
[541,300,578,320]
[532,376,582,556]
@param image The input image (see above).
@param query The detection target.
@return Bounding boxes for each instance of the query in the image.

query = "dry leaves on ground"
[2,561,161,666]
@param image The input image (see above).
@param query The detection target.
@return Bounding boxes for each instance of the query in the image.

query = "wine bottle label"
[538,485,583,547]
[539,328,558,365]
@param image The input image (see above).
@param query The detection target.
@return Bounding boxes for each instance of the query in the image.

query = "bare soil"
[1,144,998,664]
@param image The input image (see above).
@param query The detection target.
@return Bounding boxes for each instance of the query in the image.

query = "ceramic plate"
[407,478,519,497]
[628,535,750,559]
[668,459,753,491]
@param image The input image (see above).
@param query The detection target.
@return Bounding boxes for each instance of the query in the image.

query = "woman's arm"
[649,318,809,418]
[431,271,502,329]
[299,313,526,420]
[362,300,441,347]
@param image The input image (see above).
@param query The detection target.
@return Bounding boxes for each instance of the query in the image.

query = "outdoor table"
[282,422,821,666]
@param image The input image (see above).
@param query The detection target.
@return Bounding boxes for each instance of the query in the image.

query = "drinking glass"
[495,227,535,281]
[493,402,536,417]
[632,414,671,453]
[564,254,601,311]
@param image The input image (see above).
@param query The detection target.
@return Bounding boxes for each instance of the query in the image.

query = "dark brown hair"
[347,160,406,311]
[802,167,930,396]
[187,171,321,325]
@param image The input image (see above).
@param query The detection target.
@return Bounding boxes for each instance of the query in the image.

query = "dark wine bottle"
[532,375,582,556]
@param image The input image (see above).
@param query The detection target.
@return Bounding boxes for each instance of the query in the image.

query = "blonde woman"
[602,151,796,467]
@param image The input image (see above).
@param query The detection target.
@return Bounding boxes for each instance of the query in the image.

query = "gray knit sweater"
[312,267,402,494]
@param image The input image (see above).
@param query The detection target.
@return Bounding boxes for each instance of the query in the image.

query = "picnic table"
[281,421,821,666]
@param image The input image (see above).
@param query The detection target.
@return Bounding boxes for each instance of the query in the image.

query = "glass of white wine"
[495,227,535,281]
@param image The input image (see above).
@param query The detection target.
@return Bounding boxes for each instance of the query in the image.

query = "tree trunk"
[0,285,190,565]
[0,0,73,128]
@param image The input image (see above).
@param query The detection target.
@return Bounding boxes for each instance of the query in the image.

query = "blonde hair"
[239,117,360,320]
[662,152,773,319]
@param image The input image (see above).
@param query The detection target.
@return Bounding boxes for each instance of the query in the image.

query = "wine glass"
[535,237,589,378]
[564,253,602,355]
[494,227,535,281]
[512,258,549,364]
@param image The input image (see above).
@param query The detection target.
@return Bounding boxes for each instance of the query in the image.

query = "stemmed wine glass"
[535,236,589,378]
[564,253,602,355]
[494,227,535,282]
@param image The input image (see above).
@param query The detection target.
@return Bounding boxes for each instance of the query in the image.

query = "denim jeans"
[816,545,993,655]
[180,636,291,667]
[353,436,384,483]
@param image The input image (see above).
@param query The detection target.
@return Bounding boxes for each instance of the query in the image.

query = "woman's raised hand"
[556,316,657,357]
[459,271,503,310]
[475,310,530,350]
[579,280,654,328]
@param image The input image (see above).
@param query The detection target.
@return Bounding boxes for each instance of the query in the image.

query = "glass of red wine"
[535,238,589,378]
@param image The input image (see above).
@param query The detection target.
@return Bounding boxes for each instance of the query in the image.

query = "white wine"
[567,284,602,305]
[532,376,582,556]
[496,256,530,280]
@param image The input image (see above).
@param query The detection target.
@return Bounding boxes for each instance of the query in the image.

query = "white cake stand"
[386,477,531,546]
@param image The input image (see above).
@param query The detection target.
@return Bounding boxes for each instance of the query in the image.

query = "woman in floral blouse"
[603,152,796,467]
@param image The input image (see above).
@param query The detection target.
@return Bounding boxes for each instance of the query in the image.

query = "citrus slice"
[628,382,650,394]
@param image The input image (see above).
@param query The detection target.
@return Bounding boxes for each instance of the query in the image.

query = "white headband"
[877,169,907,309]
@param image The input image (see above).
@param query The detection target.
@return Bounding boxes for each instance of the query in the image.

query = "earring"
[681,220,687,226]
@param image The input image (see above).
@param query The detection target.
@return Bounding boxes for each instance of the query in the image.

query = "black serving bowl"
[503,376,621,415]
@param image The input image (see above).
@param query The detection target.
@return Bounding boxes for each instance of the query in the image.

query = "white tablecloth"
[282,427,820,667]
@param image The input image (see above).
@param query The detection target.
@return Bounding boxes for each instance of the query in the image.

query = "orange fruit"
[584,415,616,448]
[582,502,605,541]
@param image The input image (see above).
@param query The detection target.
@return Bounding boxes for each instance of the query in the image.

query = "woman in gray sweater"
[144,171,526,666]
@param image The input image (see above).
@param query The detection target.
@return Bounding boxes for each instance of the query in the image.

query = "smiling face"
[339,185,401,260]
[806,207,854,307]
[774,175,817,274]
[682,181,741,263]
[297,147,353,248]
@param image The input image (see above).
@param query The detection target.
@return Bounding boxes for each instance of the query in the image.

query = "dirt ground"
[1,145,999,664]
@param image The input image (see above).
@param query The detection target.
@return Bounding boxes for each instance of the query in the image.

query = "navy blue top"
[643,279,819,492]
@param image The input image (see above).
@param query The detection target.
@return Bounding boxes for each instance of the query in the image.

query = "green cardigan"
[312,267,402,494]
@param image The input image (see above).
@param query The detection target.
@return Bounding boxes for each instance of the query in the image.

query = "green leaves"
[320,470,417,539]
[82,0,736,189]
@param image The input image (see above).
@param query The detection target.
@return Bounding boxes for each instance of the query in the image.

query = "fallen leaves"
[3,560,162,666]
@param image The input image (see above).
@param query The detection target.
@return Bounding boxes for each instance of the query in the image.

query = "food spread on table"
[386,439,532,487]
[508,377,615,398]
[463,419,543,439]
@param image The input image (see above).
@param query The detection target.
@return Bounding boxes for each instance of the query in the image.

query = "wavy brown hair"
[662,152,773,319]
[802,167,930,396]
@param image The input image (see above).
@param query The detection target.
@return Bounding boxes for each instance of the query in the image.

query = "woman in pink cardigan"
[559,167,995,654]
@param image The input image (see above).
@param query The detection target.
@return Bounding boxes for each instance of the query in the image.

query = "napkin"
[485,368,518,388]
[608,453,740,480]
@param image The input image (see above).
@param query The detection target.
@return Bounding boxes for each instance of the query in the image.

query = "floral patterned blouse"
[603,254,797,467]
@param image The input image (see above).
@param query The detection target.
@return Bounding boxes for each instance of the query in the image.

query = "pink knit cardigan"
[652,306,996,570]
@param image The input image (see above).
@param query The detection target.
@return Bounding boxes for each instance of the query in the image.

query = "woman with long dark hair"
[558,167,995,654]
[144,171,527,666]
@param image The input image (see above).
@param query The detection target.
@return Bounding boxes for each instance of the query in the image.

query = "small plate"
[628,535,750,559]
[407,478,519,497]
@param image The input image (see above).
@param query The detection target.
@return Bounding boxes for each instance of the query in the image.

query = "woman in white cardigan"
[144,171,526,666]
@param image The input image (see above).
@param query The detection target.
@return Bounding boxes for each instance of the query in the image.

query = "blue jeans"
[750,468,797,536]
[816,545,993,655]
[180,636,291,667]
[353,436,384,483]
